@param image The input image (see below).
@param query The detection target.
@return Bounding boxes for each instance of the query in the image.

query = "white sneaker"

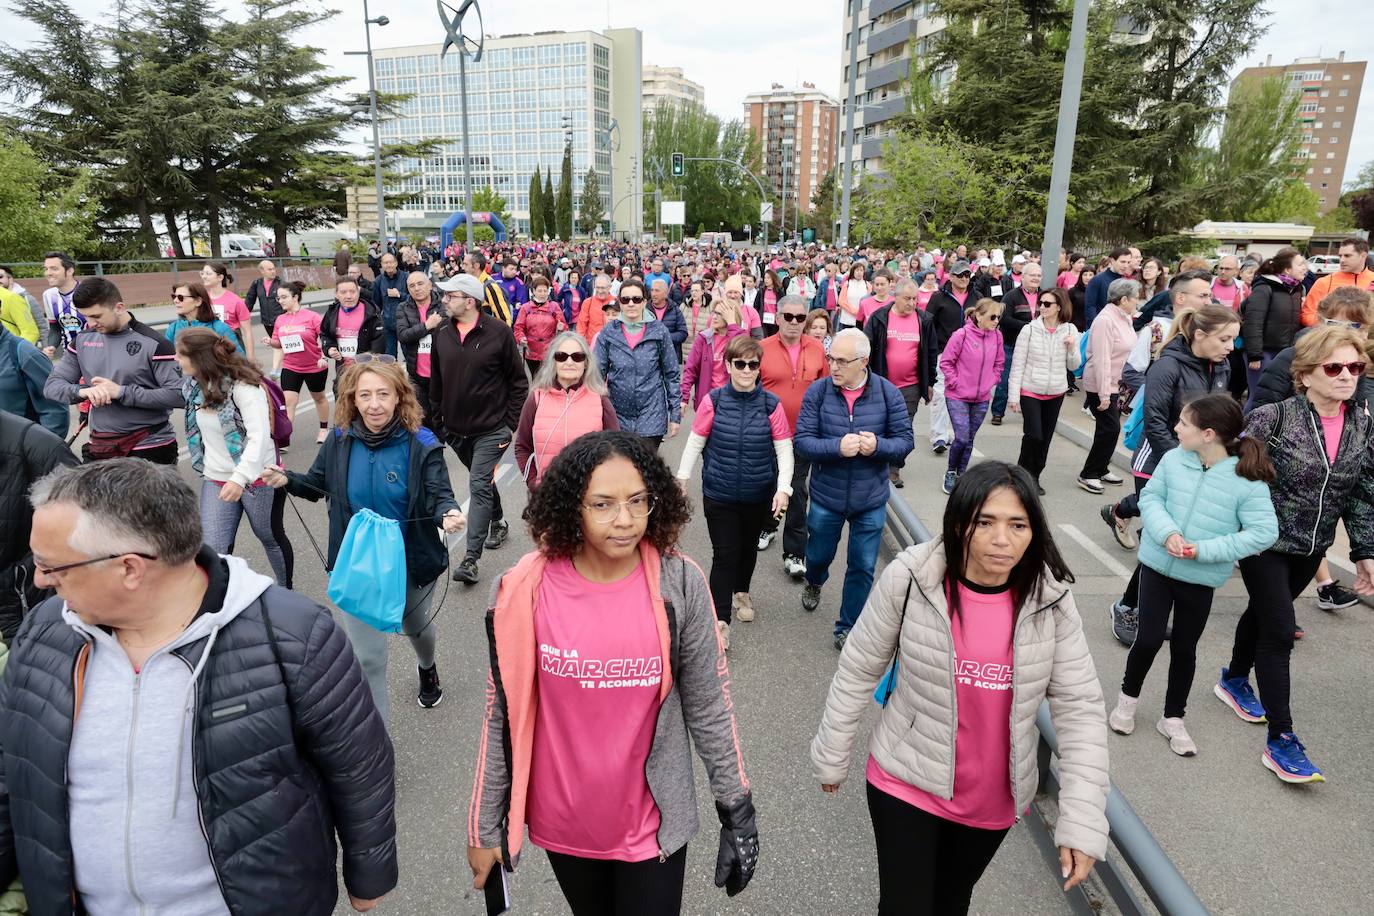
[717,620,730,651]
[734,593,755,622]
[1109,693,1138,735]
[1077,476,1105,495]
[783,554,806,578]
[757,530,775,551]
[1156,717,1198,756]
[1101,470,1125,485]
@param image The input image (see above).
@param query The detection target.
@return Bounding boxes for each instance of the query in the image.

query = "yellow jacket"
[0,289,38,345]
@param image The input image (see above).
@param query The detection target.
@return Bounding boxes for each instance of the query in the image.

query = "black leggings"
[1015,393,1064,480]
[702,497,773,623]
[1118,477,1152,609]
[1121,565,1214,717]
[1079,392,1121,479]
[546,846,687,916]
[866,782,1009,916]
[1230,550,1323,739]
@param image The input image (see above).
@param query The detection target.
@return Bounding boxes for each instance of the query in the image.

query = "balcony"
[865,55,912,93]
[861,136,888,161]
[870,0,914,19]
[866,18,917,56]
[863,94,908,125]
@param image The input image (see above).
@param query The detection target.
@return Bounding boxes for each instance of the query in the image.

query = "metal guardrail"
[883,490,1210,916]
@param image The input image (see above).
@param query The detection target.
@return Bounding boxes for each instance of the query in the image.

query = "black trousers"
[1015,393,1064,480]
[547,846,687,916]
[1122,565,1215,718]
[703,496,773,623]
[408,371,437,435]
[1118,477,1152,610]
[525,357,543,378]
[83,439,179,466]
[893,384,922,473]
[1230,550,1323,739]
[1079,392,1121,479]
[762,456,812,558]
[640,435,664,452]
[866,782,1009,916]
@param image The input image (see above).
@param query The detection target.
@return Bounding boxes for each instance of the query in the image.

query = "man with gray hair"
[0,459,398,915]
[794,328,914,648]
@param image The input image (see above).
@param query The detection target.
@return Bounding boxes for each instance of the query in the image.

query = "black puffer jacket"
[1247,326,1374,414]
[1129,336,1230,477]
[1240,275,1303,360]
[0,549,398,916]
[0,411,78,639]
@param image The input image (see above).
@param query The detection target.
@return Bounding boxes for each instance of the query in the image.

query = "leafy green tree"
[528,166,543,238]
[643,101,761,234]
[578,167,604,235]
[469,185,513,229]
[1191,75,1306,222]
[556,144,574,240]
[0,135,98,259]
[808,167,836,242]
[542,173,556,241]
[1345,160,1374,194]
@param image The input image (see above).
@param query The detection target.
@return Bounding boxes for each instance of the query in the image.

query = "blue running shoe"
[1213,667,1267,723]
[1263,733,1325,784]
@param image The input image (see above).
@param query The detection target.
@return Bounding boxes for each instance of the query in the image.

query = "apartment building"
[743,84,840,224]
[642,64,705,113]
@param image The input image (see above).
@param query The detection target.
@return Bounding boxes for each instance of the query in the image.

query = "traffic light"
[671,152,684,177]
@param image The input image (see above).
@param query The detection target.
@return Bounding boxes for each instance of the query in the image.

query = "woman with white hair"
[1077,278,1142,494]
[513,331,620,492]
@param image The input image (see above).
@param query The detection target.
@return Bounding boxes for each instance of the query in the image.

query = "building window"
[1339,89,1349,97]
[1320,197,1327,205]
[1324,167,1332,174]
[1327,152,1336,159]
[1343,73,1351,80]
[1320,90,1329,98]
[1321,182,1328,188]
[540,45,561,65]
[486,49,509,68]
[1307,167,1315,175]
[1333,121,1343,128]
[512,47,536,68]
[514,68,535,88]
[1315,122,1324,129]
[1330,136,1339,143]
[1336,105,1345,112]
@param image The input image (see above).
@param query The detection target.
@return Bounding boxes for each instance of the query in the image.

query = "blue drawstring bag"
[1074,328,1089,379]
[873,578,915,706]
[327,508,407,633]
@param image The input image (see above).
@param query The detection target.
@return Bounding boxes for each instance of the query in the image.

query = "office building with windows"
[743,84,839,226]
[373,28,643,238]
[1232,52,1366,213]
[642,65,705,113]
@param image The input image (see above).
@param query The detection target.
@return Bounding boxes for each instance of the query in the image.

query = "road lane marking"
[461,461,515,515]
[1057,523,1132,580]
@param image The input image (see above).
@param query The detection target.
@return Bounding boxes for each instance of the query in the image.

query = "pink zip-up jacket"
[1083,303,1136,397]
[938,319,1006,402]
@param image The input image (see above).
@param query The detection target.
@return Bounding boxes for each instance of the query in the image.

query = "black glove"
[713,795,759,897]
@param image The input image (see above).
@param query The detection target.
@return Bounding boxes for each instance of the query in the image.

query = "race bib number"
[762,311,776,325]
[211,303,226,321]
[417,334,433,355]
[839,310,857,327]
[280,333,305,354]
[338,336,358,359]
[990,284,1002,297]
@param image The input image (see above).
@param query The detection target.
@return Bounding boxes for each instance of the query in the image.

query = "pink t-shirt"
[950,290,969,308]
[690,388,792,439]
[1320,405,1345,465]
[709,335,730,390]
[1212,280,1240,310]
[885,310,922,388]
[866,581,1017,829]
[623,324,647,348]
[784,342,802,373]
[528,558,663,860]
[917,289,936,311]
[272,308,324,374]
[333,304,365,363]
[414,300,435,378]
[840,385,864,415]
[859,296,893,324]
[1057,271,1078,289]
[211,290,250,330]
[740,303,763,332]
[762,289,779,314]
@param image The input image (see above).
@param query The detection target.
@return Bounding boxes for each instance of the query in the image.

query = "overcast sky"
[8,0,1374,186]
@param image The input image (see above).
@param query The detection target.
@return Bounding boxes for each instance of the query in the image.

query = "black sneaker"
[484,519,509,550]
[418,664,444,708]
[801,583,821,612]
[1316,580,1359,611]
[990,414,1003,426]
[452,557,479,584]
[889,469,904,488]
[932,439,949,454]
[833,630,849,650]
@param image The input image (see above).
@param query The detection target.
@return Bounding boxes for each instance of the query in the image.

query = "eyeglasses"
[1321,317,1365,331]
[355,353,397,364]
[730,359,761,371]
[171,294,196,302]
[35,552,158,578]
[779,312,808,323]
[582,493,655,523]
[619,295,645,304]
[552,351,587,363]
[1320,361,1367,377]
[983,314,1003,322]
[826,354,863,367]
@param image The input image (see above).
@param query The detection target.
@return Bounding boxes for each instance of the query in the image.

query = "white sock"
[1315,578,1334,588]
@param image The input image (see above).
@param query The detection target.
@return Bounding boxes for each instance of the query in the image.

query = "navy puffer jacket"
[794,373,915,514]
[701,385,779,504]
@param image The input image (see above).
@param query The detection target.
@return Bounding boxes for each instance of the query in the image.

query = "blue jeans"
[990,343,1015,417]
[383,327,398,357]
[804,501,887,636]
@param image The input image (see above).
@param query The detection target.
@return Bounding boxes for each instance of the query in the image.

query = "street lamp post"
[838,0,862,248]
[347,2,389,245]
[438,0,485,251]
[598,118,620,240]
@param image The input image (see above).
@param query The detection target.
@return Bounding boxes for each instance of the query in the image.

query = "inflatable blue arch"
[440,211,508,247]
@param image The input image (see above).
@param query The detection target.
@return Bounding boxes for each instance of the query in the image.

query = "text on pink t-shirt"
[415,300,434,377]
[211,290,250,330]
[1320,405,1345,465]
[884,310,922,388]
[528,558,663,860]
[272,308,324,374]
[866,580,1017,829]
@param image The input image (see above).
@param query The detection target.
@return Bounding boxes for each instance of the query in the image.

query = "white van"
[222,234,267,258]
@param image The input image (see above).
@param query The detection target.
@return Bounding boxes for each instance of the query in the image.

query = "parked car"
[1310,254,1341,275]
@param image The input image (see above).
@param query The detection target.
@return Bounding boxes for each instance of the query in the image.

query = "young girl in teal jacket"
[1109,394,1278,756]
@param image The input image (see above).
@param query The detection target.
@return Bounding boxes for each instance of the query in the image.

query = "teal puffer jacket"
[1137,447,1279,587]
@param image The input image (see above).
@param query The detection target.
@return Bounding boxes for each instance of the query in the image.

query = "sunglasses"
[779,312,808,323]
[983,313,1003,322]
[171,294,197,302]
[1321,317,1365,331]
[355,353,397,364]
[619,295,645,304]
[1038,300,1059,308]
[730,359,761,371]
[553,351,587,363]
[1321,361,1366,377]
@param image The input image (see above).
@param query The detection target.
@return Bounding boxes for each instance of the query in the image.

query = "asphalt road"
[130,319,1374,915]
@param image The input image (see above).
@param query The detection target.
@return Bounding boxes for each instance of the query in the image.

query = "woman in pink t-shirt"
[812,461,1109,915]
[200,261,255,362]
[467,432,758,913]
[263,280,331,444]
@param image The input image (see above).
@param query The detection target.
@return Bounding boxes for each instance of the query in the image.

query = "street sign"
[671,152,684,177]
[661,201,685,226]
[760,202,773,223]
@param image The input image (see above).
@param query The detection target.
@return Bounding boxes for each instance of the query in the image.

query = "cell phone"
[773,507,786,522]
[484,864,510,916]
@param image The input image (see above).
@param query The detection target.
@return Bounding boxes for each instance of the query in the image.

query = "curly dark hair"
[524,431,692,559]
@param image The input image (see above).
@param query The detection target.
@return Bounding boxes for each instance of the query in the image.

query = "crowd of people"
[0,232,1372,915]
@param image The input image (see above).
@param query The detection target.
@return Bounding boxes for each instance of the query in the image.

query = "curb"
[1051,402,1135,474]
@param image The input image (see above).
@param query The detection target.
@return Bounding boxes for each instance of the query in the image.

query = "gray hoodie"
[63,555,273,916]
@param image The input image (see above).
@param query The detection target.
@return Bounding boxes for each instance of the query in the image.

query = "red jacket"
[512,300,566,362]
[759,335,829,431]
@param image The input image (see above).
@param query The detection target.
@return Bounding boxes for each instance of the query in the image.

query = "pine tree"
[542,173,557,241]
[578,167,604,235]
[556,143,574,240]
[528,166,543,238]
